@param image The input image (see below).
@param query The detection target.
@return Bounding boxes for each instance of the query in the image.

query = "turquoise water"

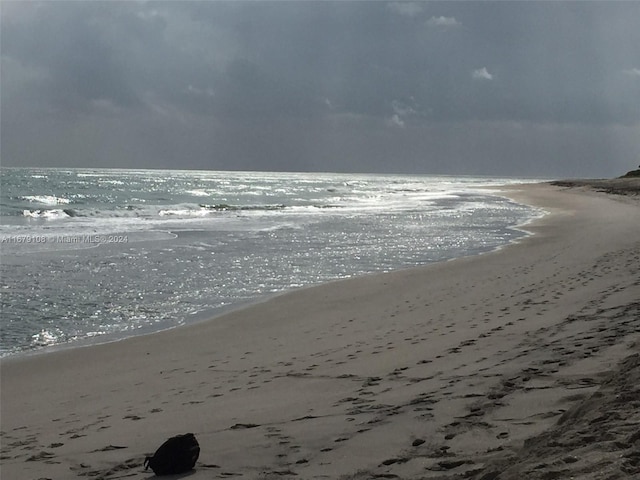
[0,168,541,355]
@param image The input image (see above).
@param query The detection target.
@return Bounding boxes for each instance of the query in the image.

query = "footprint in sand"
[122,414,144,421]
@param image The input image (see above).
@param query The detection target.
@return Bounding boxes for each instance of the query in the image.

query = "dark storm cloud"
[1,2,145,112]
[2,1,639,176]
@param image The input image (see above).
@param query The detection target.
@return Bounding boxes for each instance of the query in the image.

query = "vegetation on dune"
[620,166,640,178]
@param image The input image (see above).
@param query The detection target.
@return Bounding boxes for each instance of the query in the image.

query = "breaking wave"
[22,195,71,205]
[22,208,76,219]
[21,203,289,220]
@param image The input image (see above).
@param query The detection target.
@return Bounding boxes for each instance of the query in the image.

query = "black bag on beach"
[144,433,200,476]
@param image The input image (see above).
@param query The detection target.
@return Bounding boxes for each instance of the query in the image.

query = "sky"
[1,1,639,177]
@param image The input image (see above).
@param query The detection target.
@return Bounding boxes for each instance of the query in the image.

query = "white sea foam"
[31,329,60,347]
[100,180,125,185]
[159,207,210,217]
[185,189,210,197]
[22,208,71,219]
[22,195,71,205]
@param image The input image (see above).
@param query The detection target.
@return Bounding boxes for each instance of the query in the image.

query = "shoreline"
[2,185,541,360]
[2,181,639,479]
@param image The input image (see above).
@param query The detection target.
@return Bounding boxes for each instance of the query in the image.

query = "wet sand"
[1,181,639,480]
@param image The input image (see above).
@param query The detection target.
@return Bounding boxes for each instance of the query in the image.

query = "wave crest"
[22,195,71,205]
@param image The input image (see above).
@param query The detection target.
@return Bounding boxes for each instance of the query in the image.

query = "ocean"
[0,168,542,356]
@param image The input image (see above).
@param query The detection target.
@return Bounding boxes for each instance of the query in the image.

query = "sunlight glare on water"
[0,168,543,355]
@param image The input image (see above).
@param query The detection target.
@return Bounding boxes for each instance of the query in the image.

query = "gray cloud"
[387,2,424,18]
[472,67,493,81]
[427,16,461,28]
[2,1,639,177]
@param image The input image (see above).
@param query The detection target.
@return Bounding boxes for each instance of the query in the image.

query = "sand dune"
[1,181,639,479]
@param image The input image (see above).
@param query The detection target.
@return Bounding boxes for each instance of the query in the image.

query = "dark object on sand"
[144,433,200,476]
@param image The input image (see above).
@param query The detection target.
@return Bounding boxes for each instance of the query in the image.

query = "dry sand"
[1,181,639,480]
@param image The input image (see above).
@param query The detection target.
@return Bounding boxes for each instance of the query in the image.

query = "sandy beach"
[1,181,639,480]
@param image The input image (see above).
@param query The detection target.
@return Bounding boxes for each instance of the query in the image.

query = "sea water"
[0,168,543,356]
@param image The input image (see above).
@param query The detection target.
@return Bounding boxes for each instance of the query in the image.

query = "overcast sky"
[2,1,639,177]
